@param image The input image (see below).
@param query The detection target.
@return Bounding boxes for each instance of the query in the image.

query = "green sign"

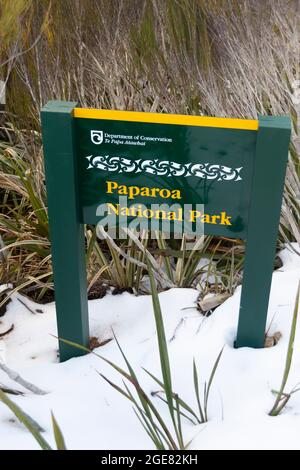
[75,110,256,238]
[41,101,291,362]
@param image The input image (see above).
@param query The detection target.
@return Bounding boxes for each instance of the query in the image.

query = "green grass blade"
[57,337,135,383]
[133,407,165,450]
[125,384,165,449]
[147,260,185,445]
[51,412,67,450]
[153,393,198,425]
[204,347,224,421]
[269,282,300,416]
[147,260,173,414]
[193,359,205,423]
[112,337,178,449]
[0,389,52,450]
[57,332,179,448]
[99,373,133,401]
[175,394,184,449]
[143,367,200,424]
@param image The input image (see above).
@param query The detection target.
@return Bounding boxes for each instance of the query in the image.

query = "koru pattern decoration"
[86,155,243,181]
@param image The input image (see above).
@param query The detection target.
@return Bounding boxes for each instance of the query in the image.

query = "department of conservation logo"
[91,130,103,145]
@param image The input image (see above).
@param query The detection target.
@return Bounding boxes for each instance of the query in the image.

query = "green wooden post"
[41,101,89,361]
[235,115,291,348]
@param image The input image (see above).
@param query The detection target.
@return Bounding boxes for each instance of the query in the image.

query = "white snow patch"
[0,244,299,450]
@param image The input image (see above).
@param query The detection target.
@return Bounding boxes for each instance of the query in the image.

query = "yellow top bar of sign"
[74,108,258,131]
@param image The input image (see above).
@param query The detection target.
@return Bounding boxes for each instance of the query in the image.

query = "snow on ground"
[0,244,299,450]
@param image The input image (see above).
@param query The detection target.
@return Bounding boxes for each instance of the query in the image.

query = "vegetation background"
[0,0,299,305]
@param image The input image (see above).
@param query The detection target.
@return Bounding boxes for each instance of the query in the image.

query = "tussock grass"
[269,282,300,417]
[0,0,299,299]
[58,260,223,450]
[0,387,66,450]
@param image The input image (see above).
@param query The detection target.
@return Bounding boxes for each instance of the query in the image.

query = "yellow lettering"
[167,211,178,221]
[201,214,211,223]
[106,180,182,201]
[211,215,220,224]
[120,206,129,216]
[128,186,139,200]
[118,185,127,195]
[171,190,181,200]
[141,187,150,197]
[160,189,171,198]
[107,203,119,214]
[154,210,167,220]
[189,210,202,222]
[150,188,159,197]
[106,181,118,194]
[143,209,154,218]
[220,211,232,225]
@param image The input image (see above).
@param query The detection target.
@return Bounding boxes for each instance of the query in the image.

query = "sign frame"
[41,100,291,361]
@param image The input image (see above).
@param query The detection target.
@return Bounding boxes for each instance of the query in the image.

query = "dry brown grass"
[0,0,299,300]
